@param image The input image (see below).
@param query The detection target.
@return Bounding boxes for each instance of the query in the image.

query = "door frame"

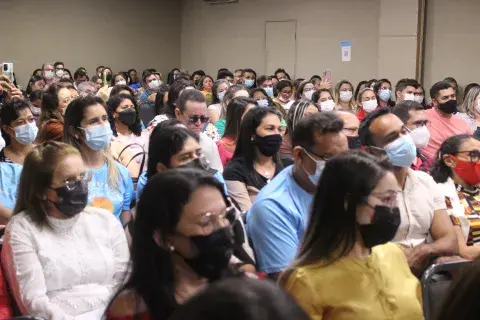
[264,19,297,79]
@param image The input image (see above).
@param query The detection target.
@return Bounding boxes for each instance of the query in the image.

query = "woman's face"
[447,138,480,165]
[361,90,376,102]
[303,83,315,95]
[169,185,230,259]
[95,79,103,90]
[339,83,353,92]
[253,91,267,101]
[279,86,293,101]
[379,82,391,92]
[115,75,126,85]
[32,80,45,91]
[319,91,333,103]
[216,83,229,96]
[58,88,73,111]
[168,136,202,169]
[80,103,109,130]
[356,171,399,225]
[115,98,135,115]
[3,108,35,139]
[255,114,282,137]
[203,77,213,90]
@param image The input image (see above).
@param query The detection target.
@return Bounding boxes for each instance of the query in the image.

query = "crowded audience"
[0,60,478,319]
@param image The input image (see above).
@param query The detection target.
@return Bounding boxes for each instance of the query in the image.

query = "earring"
[169,245,175,252]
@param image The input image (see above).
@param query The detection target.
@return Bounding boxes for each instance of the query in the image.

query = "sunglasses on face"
[188,115,210,124]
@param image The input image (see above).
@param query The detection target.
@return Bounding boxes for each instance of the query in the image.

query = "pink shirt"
[420,108,473,164]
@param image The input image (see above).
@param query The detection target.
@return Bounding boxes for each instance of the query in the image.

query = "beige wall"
[424,0,480,94]
[181,0,381,86]
[0,0,181,88]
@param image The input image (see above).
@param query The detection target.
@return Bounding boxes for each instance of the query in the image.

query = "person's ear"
[292,146,304,164]
[156,162,167,173]
[153,230,173,251]
[174,108,181,119]
[395,90,401,100]
[69,126,82,140]
[1,124,12,136]
[443,154,456,168]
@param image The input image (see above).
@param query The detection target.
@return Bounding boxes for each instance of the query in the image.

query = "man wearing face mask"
[337,111,361,149]
[41,63,56,89]
[248,112,348,279]
[395,78,419,104]
[359,108,458,275]
[139,71,161,106]
[243,69,257,89]
[421,80,472,169]
[392,101,430,171]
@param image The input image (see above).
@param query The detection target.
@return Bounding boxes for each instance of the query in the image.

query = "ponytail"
[430,134,473,183]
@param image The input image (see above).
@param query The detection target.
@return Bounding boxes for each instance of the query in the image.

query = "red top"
[0,265,13,319]
[216,137,236,167]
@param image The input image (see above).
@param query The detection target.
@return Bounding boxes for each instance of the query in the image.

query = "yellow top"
[282,243,423,320]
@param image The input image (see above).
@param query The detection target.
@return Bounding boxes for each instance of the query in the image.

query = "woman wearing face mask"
[107,169,236,319]
[280,99,319,160]
[281,151,423,320]
[110,72,128,87]
[2,141,129,319]
[107,94,148,180]
[294,81,316,101]
[167,68,182,85]
[457,86,480,136]
[217,97,257,167]
[208,79,230,125]
[25,75,45,95]
[334,80,356,112]
[374,78,395,108]
[29,90,44,121]
[273,80,294,111]
[251,88,287,125]
[431,134,480,260]
[243,69,257,89]
[197,75,215,106]
[312,88,335,112]
[63,95,134,226]
[223,107,284,212]
[0,99,38,164]
[356,88,379,121]
[214,84,250,137]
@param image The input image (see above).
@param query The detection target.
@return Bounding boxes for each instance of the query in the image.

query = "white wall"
[0,0,181,88]
[181,0,381,86]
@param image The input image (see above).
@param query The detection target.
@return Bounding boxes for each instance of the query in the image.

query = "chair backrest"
[139,104,157,126]
[421,260,471,320]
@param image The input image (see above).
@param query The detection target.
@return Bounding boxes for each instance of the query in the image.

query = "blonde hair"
[14,142,81,228]
[334,80,356,112]
[356,87,376,109]
[459,86,480,119]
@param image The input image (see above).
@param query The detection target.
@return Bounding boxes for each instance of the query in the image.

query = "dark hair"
[147,126,199,179]
[0,99,32,146]
[212,79,230,105]
[291,112,343,150]
[26,75,45,95]
[430,134,473,183]
[96,65,105,72]
[243,69,257,87]
[154,85,170,115]
[234,69,244,75]
[311,75,322,81]
[166,80,194,117]
[110,84,135,97]
[107,94,142,137]
[191,70,206,80]
[167,68,181,85]
[73,69,87,80]
[217,70,233,80]
[29,89,44,103]
[91,75,101,83]
[391,101,424,124]
[354,80,368,102]
[276,79,293,92]
[358,108,392,146]
[274,68,290,80]
[374,78,395,107]
[39,83,65,124]
[367,79,378,88]
[395,78,419,97]
[444,77,458,88]
[54,61,64,68]
[292,151,393,267]
[430,80,454,100]
[142,70,156,85]
[295,80,313,100]
[232,107,282,169]
[464,83,480,100]
[116,169,227,319]
[63,68,73,80]
[176,89,206,114]
[257,75,272,87]
[311,88,332,104]
[196,75,214,91]
[32,68,42,77]
[287,99,318,135]
[169,278,309,320]
[110,72,127,87]
[223,97,257,140]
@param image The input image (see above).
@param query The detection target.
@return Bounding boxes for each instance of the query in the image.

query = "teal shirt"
[215,119,226,137]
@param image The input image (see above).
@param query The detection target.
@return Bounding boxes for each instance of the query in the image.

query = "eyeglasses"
[197,205,236,228]
[62,172,92,191]
[188,115,210,124]
[410,120,430,129]
[304,148,329,161]
[455,150,480,163]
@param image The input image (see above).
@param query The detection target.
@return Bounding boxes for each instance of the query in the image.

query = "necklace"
[254,162,275,183]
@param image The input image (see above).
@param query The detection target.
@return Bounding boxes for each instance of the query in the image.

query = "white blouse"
[1,207,130,320]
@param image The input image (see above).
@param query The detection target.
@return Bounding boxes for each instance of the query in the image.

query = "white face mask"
[44,71,54,80]
[339,91,353,102]
[55,70,64,78]
[414,95,424,104]
[404,93,415,101]
[410,125,430,148]
[116,80,127,86]
[320,99,335,112]
[304,90,314,101]
[148,80,161,90]
[362,99,377,112]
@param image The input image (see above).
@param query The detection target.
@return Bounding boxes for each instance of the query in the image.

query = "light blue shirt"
[88,162,134,219]
[247,165,313,274]
[136,170,228,200]
[0,163,22,210]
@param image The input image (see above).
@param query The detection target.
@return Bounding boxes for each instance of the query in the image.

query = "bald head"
[337,111,360,137]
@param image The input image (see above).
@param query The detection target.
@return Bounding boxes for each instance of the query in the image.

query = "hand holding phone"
[1,63,13,82]
[323,69,332,82]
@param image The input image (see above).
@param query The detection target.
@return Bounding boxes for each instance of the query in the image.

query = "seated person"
[2,142,129,319]
[248,112,347,278]
[223,107,284,212]
[336,111,361,149]
[359,108,458,275]
[431,134,480,260]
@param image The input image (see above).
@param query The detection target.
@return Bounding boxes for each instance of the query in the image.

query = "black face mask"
[50,180,89,217]
[347,136,362,150]
[183,227,234,281]
[178,158,209,171]
[117,109,136,126]
[358,205,401,248]
[437,99,457,114]
[105,73,112,82]
[254,134,282,157]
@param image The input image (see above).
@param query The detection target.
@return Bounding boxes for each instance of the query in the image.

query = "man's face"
[433,88,456,108]
[369,113,409,149]
[42,64,54,75]
[234,71,243,82]
[261,80,273,89]
[193,74,202,83]
[339,113,360,137]
[405,110,428,131]
[177,100,208,135]
[75,76,87,85]
[397,86,416,102]
[130,71,137,82]
[244,72,255,81]
[55,64,64,70]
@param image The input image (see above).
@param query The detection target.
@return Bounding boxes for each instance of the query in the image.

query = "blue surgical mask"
[384,134,416,168]
[303,148,325,186]
[257,99,269,108]
[12,122,38,145]
[218,91,226,101]
[379,89,392,101]
[81,123,113,151]
[244,79,255,88]
[264,87,274,98]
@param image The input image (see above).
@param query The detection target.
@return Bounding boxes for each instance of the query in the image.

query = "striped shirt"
[447,185,480,246]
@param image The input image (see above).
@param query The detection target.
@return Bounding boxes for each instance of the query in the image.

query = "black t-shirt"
[223,157,283,191]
